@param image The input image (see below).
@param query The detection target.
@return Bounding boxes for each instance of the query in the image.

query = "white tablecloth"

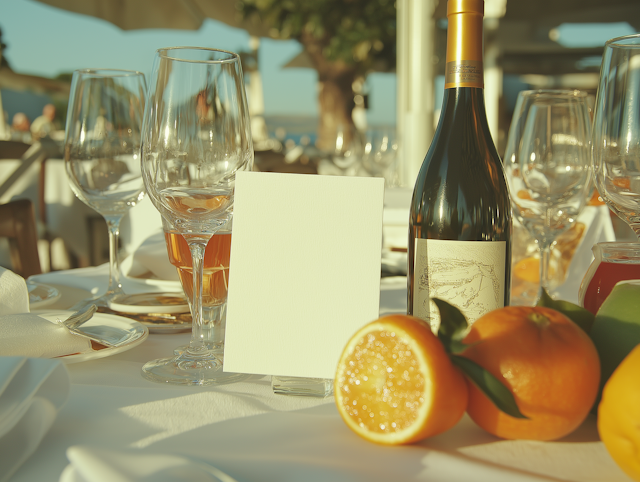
[7,266,632,482]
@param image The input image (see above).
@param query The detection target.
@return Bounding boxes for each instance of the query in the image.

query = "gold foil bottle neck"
[447,0,483,15]
[445,0,484,89]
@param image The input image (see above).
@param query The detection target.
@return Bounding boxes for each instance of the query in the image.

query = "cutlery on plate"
[53,304,120,348]
[57,304,98,330]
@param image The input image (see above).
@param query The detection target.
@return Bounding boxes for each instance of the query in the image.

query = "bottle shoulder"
[428,88,500,161]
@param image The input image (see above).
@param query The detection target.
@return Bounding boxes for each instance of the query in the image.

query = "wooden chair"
[0,139,62,272]
[0,139,55,223]
[0,198,42,277]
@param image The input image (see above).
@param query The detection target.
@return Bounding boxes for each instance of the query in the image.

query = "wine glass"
[64,69,146,307]
[505,90,593,300]
[140,47,253,386]
[592,33,640,239]
[162,215,232,355]
[361,127,398,180]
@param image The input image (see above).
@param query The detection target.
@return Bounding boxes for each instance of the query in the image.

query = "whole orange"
[335,314,468,445]
[598,343,640,481]
[460,306,600,441]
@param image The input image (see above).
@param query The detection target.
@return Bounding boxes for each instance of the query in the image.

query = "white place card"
[224,171,385,380]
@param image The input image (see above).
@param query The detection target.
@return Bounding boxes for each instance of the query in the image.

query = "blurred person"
[11,112,31,142]
[30,103,56,139]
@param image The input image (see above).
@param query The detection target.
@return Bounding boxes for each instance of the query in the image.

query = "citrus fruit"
[460,306,600,441]
[334,314,468,445]
[598,343,640,481]
[589,280,640,405]
[514,256,543,283]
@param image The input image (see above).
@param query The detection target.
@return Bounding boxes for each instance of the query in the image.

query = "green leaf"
[536,288,595,333]
[451,355,529,419]
[432,299,528,419]
[432,298,469,350]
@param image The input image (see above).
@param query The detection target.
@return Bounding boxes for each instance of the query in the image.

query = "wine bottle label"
[413,238,506,331]
[445,60,483,88]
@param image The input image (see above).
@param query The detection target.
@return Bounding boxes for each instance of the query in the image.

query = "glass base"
[271,376,334,397]
[174,341,223,355]
[142,352,249,386]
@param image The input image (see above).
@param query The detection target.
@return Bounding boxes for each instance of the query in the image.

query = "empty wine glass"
[330,124,363,175]
[505,90,593,300]
[592,33,640,239]
[64,69,146,307]
[140,47,253,386]
[361,128,398,180]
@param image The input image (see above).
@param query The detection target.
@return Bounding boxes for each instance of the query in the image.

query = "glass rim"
[604,33,640,49]
[73,68,145,78]
[594,241,640,250]
[156,46,240,64]
[518,89,589,99]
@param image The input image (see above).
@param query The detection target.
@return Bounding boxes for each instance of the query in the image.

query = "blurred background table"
[0,145,163,271]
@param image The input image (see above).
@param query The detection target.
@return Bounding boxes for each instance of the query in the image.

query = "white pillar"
[484,36,502,148]
[397,0,436,188]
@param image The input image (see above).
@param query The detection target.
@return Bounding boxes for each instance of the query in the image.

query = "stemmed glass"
[162,215,232,355]
[361,128,398,180]
[140,47,253,386]
[592,33,640,239]
[332,124,363,174]
[64,69,146,308]
[505,90,593,300]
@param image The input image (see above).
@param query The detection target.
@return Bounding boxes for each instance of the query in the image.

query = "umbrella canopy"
[34,0,270,37]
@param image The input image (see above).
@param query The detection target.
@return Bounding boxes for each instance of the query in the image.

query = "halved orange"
[334,314,468,445]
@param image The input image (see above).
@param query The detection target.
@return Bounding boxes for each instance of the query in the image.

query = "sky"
[0,0,637,129]
[0,0,396,125]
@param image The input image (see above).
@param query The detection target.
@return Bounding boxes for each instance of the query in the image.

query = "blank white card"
[224,171,385,380]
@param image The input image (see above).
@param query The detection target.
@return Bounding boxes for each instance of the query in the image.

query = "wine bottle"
[408,0,511,330]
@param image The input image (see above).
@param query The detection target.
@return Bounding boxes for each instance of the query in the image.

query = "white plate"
[109,292,190,314]
[108,292,192,334]
[27,281,61,309]
[33,310,149,364]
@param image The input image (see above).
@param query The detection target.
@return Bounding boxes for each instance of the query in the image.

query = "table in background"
[0,157,163,269]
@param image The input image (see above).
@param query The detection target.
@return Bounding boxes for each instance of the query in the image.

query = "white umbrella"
[34,0,270,37]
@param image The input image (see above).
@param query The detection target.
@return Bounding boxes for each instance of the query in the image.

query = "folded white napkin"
[0,313,92,358]
[0,267,29,315]
[124,230,180,282]
[60,446,235,482]
[0,356,70,482]
[0,267,91,358]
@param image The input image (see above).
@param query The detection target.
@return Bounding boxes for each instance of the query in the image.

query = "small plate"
[109,292,190,314]
[28,281,61,309]
[107,292,192,334]
[33,310,149,364]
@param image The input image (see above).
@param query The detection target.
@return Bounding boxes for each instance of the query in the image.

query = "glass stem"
[104,214,124,295]
[539,242,552,298]
[187,239,209,355]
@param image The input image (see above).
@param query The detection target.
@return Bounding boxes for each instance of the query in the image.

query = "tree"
[0,27,10,68]
[240,0,396,150]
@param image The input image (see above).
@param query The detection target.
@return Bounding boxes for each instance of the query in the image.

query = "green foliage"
[536,288,595,333]
[239,0,396,75]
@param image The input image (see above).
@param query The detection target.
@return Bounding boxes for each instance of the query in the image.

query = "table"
[8,266,632,482]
